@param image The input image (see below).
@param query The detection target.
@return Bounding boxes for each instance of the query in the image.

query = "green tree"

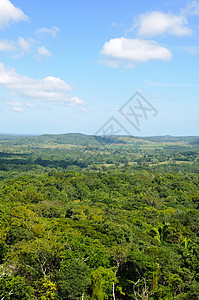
[56,259,90,299]
[0,275,34,299]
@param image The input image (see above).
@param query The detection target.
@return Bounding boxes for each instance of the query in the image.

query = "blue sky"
[0,0,199,136]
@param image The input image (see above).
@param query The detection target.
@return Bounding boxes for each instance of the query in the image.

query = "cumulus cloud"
[0,37,33,56]
[136,11,192,37]
[0,40,16,52]
[0,37,52,60]
[18,37,31,52]
[101,38,172,67]
[37,26,60,37]
[37,46,51,57]
[0,0,29,29]
[0,62,83,105]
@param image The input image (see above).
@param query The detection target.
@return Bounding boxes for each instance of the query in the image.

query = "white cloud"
[99,59,119,68]
[0,0,29,29]
[165,95,174,101]
[60,97,83,106]
[150,93,158,98]
[0,37,52,60]
[0,40,16,52]
[6,100,36,111]
[184,1,199,15]
[0,62,83,105]
[136,11,192,37]
[80,107,90,113]
[13,107,24,112]
[37,46,51,57]
[18,37,31,52]
[37,26,60,37]
[6,100,22,106]
[184,46,199,55]
[25,103,36,108]
[101,38,172,67]
[0,37,33,56]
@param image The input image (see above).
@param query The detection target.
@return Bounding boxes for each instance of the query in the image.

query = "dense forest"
[0,134,199,299]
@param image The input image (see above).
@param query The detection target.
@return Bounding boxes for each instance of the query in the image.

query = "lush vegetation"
[0,134,199,299]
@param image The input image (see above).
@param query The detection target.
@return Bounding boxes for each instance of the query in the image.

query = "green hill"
[0,133,198,146]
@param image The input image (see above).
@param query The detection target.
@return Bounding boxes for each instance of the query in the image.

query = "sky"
[0,0,199,136]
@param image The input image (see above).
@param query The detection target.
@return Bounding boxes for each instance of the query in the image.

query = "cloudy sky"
[0,0,199,136]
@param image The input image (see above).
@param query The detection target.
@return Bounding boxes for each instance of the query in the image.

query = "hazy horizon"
[0,132,199,138]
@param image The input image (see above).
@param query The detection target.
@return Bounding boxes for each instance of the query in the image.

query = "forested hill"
[1,170,199,299]
[0,133,198,146]
[0,134,199,299]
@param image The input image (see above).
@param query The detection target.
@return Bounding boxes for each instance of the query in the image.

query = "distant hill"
[141,136,199,143]
[0,133,198,146]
